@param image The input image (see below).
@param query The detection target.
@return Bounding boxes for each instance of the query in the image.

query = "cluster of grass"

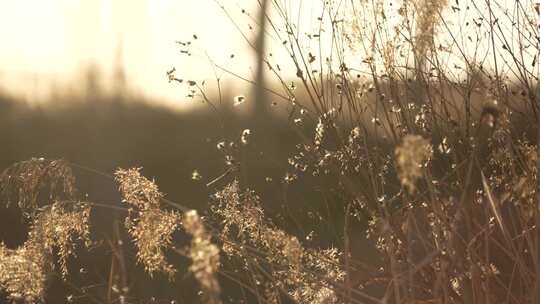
[1,0,540,303]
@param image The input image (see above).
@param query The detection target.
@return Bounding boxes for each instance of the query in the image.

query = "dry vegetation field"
[1,0,540,303]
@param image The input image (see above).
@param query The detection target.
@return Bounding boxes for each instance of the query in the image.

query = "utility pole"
[253,0,270,121]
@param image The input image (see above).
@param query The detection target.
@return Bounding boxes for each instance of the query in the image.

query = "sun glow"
[0,0,529,110]
[0,0,257,109]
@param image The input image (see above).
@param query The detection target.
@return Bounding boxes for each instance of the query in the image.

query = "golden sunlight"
[0,0,257,108]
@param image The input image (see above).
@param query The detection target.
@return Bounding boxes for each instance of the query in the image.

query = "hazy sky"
[0,0,262,108]
[0,0,528,109]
